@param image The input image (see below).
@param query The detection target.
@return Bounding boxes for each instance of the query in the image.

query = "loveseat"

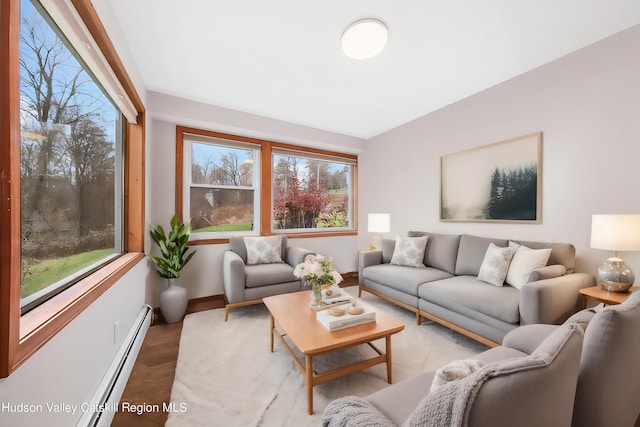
[223,235,314,320]
[323,289,640,427]
[359,232,595,346]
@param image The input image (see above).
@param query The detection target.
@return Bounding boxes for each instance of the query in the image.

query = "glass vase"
[310,283,323,308]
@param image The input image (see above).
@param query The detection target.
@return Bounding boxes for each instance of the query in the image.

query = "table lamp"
[591,214,640,292]
[368,213,390,250]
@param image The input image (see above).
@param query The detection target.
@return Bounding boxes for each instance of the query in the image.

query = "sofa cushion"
[409,231,461,274]
[244,262,296,288]
[364,264,453,296]
[381,238,395,264]
[455,235,509,276]
[477,243,518,287]
[391,235,428,268]
[419,275,520,324]
[511,239,576,273]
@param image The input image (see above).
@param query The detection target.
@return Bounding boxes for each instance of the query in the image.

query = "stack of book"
[316,301,376,331]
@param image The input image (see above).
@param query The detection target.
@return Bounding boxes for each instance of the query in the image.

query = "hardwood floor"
[111,278,358,426]
[110,298,223,427]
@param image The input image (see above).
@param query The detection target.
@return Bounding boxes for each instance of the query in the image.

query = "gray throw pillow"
[390,235,428,268]
[244,236,284,265]
[477,243,518,287]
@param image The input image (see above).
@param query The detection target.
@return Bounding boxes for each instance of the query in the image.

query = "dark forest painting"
[440,132,542,223]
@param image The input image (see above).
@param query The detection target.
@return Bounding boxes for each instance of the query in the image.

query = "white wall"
[0,260,148,427]
[146,93,365,305]
[359,24,640,275]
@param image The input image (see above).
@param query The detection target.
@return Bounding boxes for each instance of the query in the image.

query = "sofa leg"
[358,286,362,297]
[225,307,231,321]
[416,312,421,325]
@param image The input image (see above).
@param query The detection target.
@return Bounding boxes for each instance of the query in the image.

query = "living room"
[1,1,640,426]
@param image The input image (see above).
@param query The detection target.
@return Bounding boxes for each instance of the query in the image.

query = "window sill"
[13,252,145,374]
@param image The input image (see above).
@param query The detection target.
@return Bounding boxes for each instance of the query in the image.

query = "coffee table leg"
[305,354,314,415]
[386,335,393,383]
[270,314,275,353]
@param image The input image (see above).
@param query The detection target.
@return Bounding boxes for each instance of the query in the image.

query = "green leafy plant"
[149,214,196,279]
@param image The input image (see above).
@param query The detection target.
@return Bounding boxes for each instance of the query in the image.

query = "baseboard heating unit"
[77,305,153,427]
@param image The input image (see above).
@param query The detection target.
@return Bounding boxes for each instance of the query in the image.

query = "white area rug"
[166,287,487,427]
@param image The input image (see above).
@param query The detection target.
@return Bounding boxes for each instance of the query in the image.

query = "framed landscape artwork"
[440,132,542,223]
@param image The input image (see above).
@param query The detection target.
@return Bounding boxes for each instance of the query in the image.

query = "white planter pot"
[160,278,188,323]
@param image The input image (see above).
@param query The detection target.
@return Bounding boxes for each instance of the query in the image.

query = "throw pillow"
[477,243,518,287]
[244,236,284,265]
[390,235,428,268]
[429,359,484,393]
[506,244,552,289]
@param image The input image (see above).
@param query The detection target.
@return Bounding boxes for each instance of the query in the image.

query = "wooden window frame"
[176,126,358,244]
[0,0,145,377]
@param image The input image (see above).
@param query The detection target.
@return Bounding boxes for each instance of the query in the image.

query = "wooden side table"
[579,285,639,307]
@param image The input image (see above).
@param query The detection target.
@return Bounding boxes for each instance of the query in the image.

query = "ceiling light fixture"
[341,18,388,60]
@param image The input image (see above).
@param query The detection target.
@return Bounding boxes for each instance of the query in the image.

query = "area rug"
[166,287,488,427]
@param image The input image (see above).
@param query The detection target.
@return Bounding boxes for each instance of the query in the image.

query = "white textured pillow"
[244,236,283,265]
[390,235,428,268]
[477,243,518,287]
[506,245,552,289]
[429,359,484,393]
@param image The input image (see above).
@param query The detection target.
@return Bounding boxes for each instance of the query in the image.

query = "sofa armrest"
[502,324,559,355]
[286,246,315,268]
[359,250,383,280]
[519,272,596,325]
[223,250,246,304]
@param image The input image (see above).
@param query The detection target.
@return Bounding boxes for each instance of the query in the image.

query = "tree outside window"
[272,154,352,231]
[19,0,122,309]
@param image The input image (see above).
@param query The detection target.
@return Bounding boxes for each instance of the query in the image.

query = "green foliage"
[149,214,197,279]
[21,248,114,298]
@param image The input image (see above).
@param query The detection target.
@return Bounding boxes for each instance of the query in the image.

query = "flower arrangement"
[294,254,343,289]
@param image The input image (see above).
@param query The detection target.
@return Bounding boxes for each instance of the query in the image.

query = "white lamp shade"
[591,214,640,251]
[341,19,388,59]
[368,213,390,233]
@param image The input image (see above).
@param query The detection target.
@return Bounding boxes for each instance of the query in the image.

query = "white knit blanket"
[322,396,396,427]
[322,363,502,427]
[403,365,498,427]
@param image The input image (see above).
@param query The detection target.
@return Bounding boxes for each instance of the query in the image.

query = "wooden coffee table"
[263,291,404,415]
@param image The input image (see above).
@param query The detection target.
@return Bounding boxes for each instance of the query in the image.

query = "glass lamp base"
[597,257,635,293]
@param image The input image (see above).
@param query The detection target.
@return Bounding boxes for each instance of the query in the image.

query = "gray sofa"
[359,232,596,346]
[323,289,640,427]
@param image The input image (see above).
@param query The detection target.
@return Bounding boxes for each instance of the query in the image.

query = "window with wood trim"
[0,0,145,377]
[19,0,124,312]
[176,127,358,242]
[183,133,261,237]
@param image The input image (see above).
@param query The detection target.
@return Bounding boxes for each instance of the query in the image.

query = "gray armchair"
[223,235,314,320]
[323,322,584,427]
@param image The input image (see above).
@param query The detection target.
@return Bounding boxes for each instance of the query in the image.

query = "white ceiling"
[101,1,640,139]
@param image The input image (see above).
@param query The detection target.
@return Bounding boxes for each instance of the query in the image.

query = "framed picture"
[440,132,542,223]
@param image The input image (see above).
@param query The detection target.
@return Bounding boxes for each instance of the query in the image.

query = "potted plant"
[149,214,197,323]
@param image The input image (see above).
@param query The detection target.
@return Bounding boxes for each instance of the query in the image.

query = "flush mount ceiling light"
[341,18,388,60]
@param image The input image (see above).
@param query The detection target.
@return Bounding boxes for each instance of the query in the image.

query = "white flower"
[294,255,342,287]
[330,270,343,285]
